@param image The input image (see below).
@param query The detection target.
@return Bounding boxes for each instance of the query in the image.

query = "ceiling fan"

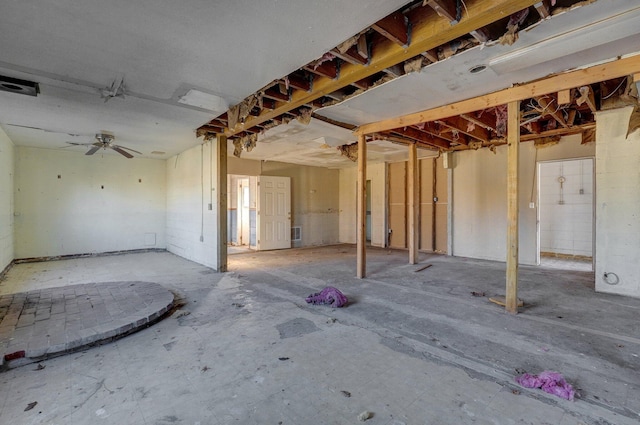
[66,132,142,158]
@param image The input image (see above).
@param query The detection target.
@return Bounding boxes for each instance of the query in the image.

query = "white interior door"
[257,176,291,250]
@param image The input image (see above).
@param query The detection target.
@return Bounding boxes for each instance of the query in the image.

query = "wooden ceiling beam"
[520,122,595,141]
[437,116,489,142]
[535,96,568,128]
[424,0,490,43]
[286,74,312,92]
[356,54,640,135]
[215,0,542,136]
[263,87,290,102]
[391,127,451,149]
[371,11,409,47]
[460,113,496,132]
[332,46,369,66]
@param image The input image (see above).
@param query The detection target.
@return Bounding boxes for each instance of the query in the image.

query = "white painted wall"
[0,127,14,271]
[539,158,593,257]
[595,107,640,297]
[452,135,594,265]
[14,146,166,259]
[339,162,386,247]
[166,142,218,269]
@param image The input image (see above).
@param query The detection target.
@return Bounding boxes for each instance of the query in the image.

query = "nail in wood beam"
[216,134,228,273]
[357,134,367,278]
[408,143,419,264]
[506,101,520,314]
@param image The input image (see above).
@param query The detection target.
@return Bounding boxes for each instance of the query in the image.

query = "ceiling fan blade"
[112,144,142,155]
[85,145,101,155]
[111,146,134,158]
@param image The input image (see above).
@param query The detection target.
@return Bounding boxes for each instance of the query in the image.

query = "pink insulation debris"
[516,371,575,401]
[305,286,348,308]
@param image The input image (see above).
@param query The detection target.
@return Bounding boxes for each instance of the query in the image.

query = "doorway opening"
[537,158,594,271]
[228,175,257,254]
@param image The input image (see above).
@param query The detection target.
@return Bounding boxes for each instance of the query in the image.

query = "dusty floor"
[0,245,638,424]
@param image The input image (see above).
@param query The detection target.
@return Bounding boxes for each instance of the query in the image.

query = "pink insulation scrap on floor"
[516,371,575,401]
[305,286,348,308]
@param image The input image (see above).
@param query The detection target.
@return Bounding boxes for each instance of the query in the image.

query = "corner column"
[217,134,228,273]
[506,101,520,313]
[357,134,367,278]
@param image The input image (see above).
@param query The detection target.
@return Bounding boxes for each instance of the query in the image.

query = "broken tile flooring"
[0,245,638,424]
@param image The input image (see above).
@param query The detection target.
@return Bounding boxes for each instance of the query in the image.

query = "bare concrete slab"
[0,281,174,368]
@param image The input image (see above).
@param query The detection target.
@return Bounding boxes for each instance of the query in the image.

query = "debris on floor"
[414,264,433,272]
[24,401,37,412]
[340,390,351,398]
[471,291,485,297]
[231,302,244,308]
[34,363,45,371]
[358,411,373,421]
[515,371,575,401]
[305,286,348,308]
[327,317,337,324]
[278,357,290,361]
[201,366,210,372]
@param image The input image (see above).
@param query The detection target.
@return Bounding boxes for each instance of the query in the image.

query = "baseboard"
[14,248,167,264]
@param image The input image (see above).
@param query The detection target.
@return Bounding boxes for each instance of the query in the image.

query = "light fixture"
[468,64,487,74]
[178,89,228,112]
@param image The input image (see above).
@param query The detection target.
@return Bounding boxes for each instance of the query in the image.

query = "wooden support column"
[357,134,367,278]
[408,143,419,264]
[506,101,520,314]
[216,134,228,273]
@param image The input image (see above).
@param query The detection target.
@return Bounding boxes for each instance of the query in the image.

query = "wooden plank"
[438,116,489,142]
[534,0,551,19]
[520,122,594,141]
[408,143,419,265]
[304,61,339,80]
[557,89,571,105]
[286,74,312,92]
[357,134,367,278]
[371,11,409,46]
[356,54,640,135]
[391,127,451,149]
[460,113,496,131]
[332,46,369,66]
[535,96,568,128]
[424,0,457,22]
[217,134,228,273]
[220,0,541,136]
[505,101,520,314]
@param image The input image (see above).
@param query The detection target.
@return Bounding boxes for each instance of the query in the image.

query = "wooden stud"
[357,34,369,59]
[215,0,541,137]
[357,134,367,278]
[534,0,551,19]
[216,134,228,273]
[356,54,640,135]
[408,143,419,264]
[424,0,458,23]
[505,101,520,314]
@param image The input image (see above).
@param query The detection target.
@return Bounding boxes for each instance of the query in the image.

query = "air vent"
[0,75,39,97]
[291,226,302,241]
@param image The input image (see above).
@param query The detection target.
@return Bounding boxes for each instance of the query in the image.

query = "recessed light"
[469,64,487,74]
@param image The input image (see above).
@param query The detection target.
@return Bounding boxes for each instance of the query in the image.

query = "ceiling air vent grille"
[0,75,39,97]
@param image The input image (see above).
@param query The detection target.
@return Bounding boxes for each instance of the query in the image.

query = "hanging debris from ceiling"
[311,52,336,70]
[196,128,216,142]
[534,135,561,148]
[100,76,128,102]
[337,142,358,162]
[403,57,425,74]
[231,133,258,158]
[438,38,476,60]
[227,95,259,130]
[296,107,313,125]
[499,8,530,46]
[582,128,596,144]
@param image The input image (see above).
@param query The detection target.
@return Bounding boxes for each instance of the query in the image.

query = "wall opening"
[538,158,594,271]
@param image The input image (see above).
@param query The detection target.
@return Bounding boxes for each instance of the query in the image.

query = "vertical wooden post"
[408,143,419,264]
[506,101,520,313]
[217,134,228,273]
[357,134,367,278]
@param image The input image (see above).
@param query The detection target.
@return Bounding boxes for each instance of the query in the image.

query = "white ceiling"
[1,0,639,166]
[0,0,409,159]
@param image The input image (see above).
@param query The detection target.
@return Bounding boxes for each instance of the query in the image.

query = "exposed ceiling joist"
[371,11,409,46]
[212,0,542,138]
[356,54,640,135]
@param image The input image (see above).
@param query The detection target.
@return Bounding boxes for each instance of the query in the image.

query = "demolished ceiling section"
[198,0,594,155]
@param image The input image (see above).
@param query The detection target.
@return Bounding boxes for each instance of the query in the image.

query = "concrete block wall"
[595,107,640,297]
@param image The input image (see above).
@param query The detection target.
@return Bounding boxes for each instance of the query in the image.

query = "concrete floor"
[0,245,638,425]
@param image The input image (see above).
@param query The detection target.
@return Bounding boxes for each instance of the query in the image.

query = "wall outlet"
[208,203,212,210]
[529,202,535,209]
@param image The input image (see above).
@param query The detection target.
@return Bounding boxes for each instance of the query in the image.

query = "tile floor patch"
[276,317,321,339]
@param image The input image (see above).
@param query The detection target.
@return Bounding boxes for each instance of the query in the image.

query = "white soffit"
[318,0,640,126]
